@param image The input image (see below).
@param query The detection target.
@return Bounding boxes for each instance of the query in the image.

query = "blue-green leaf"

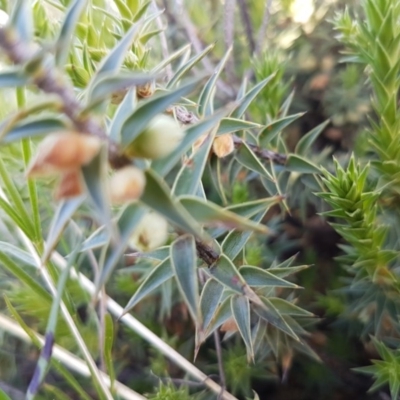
[55,0,87,66]
[42,196,85,263]
[204,296,232,337]
[295,120,329,156]
[173,128,216,196]
[121,79,200,147]
[268,298,313,317]
[123,257,174,314]
[167,43,215,88]
[10,0,33,42]
[171,235,199,321]
[232,74,276,119]
[0,69,28,88]
[240,266,299,288]
[152,107,229,177]
[231,295,253,360]
[200,279,224,330]
[286,154,320,174]
[217,118,262,135]
[235,141,274,181]
[141,169,203,238]
[1,118,68,144]
[259,113,304,147]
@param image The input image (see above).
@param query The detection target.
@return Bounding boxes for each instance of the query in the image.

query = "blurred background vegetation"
[0,0,392,399]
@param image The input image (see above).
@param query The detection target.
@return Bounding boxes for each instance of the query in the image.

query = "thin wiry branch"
[214,330,227,400]
[237,0,255,55]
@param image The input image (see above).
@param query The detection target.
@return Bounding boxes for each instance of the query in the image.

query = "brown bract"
[27,132,101,177]
[54,169,84,200]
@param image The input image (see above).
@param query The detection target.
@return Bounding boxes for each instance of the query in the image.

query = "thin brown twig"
[224,0,236,81]
[237,0,255,55]
[213,330,227,400]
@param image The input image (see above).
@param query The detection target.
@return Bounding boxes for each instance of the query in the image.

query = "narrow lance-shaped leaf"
[92,21,140,81]
[81,148,112,228]
[151,43,191,74]
[173,128,217,196]
[268,298,314,317]
[171,235,200,321]
[253,297,299,341]
[140,169,204,238]
[123,257,174,315]
[87,72,151,107]
[104,314,116,393]
[259,113,304,147]
[295,120,330,156]
[232,74,276,119]
[0,117,68,144]
[200,279,224,331]
[179,196,270,233]
[96,203,147,293]
[121,79,200,147]
[55,0,87,66]
[240,266,300,288]
[42,196,85,263]
[205,296,232,337]
[0,388,12,400]
[10,0,33,42]
[231,295,253,360]
[108,87,137,142]
[217,118,262,135]
[152,107,229,177]
[198,47,232,117]
[167,43,215,88]
[285,154,321,174]
[235,141,275,181]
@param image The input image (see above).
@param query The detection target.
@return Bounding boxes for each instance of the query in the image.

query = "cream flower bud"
[128,212,169,251]
[125,114,184,160]
[109,166,146,204]
[213,134,234,158]
[27,132,101,177]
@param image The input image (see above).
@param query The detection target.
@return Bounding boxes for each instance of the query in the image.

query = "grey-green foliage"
[0,0,325,398]
[316,0,400,398]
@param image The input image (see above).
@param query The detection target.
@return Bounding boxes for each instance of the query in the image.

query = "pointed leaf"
[286,154,320,174]
[42,196,85,263]
[123,257,174,313]
[93,22,140,79]
[152,107,229,177]
[254,297,299,341]
[152,44,191,74]
[81,148,111,226]
[200,279,224,330]
[10,0,33,41]
[103,314,116,392]
[268,298,313,317]
[207,254,248,294]
[171,235,199,321]
[179,196,269,233]
[121,79,200,147]
[173,129,216,196]
[235,141,274,181]
[267,265,310,278]
[205,296,232,337]
[55,0,87,66]
[141,169,203,238]
[240,266,300,288]
[198,47,232,117]
[96,203,146,291]
[295,120,329,155]
[167,43,215,88]
[259,113,304,146]
[1,118,67,144]
[232,74,276,118]
[217,118,262,135]
[87,72,151,106]
[231,295,253,359]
